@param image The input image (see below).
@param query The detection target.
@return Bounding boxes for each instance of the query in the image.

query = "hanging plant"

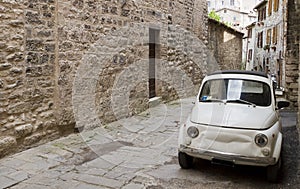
[263,44,270,50]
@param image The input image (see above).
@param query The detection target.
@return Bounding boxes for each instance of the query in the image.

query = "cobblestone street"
[0,98,299,189]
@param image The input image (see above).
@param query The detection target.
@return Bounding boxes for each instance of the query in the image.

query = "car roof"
[208,70,268,78]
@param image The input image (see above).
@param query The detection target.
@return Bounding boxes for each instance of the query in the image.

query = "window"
[257,32,263,48]
[258,7,266,21]
[230,0,235,6]
[224,9,227,13]
[233,16,236,21]
[274,0,279,12]
[248,49,253,61]
[222,1,224,5]
[258,10,262,21]
[268,0,273,16]
[208,1,210,7]
[266,29,272,45]
[263,7,266,20]
[272,25,278,44]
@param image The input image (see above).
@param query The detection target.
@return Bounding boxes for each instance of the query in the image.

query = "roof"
[208,70,268,78]
[254,0,268,10]
[216,7,249,15]
[208,18,244,36]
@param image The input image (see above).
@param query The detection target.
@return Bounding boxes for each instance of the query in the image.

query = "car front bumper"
[179,144,277,166]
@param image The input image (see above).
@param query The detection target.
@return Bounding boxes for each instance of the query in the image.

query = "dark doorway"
[149,28,160,98]
[277,59,282,88]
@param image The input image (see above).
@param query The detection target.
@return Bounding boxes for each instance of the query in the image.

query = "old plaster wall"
[207,18,244,70]
[0,0,208,158]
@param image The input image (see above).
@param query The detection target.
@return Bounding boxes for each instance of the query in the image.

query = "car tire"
[178,152,193,169]
[267,157,281,183]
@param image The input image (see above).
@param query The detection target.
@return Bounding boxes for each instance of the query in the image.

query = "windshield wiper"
[226,99,256,107]
[200,98,225,103]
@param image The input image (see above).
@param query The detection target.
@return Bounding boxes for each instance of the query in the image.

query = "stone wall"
[207,18,244,70]
[0,0,58,157]
[0,0,209,158]
[286,0,300,107]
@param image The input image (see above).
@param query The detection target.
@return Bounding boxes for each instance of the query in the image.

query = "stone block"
[23,132,44,146]
[0,63,12,71]
[39,110,54,119]
[8,20,23,27]
[42,65,54,76]
[285,64,299,71]
[26,39,44,51]
[10,67,23,75]
[39,53,49,64]
[7,102,29,114]
[26,52,39,64]
[289,83,299,89]
[25,11,43,25]
[0,136,17,158]
[45,43,55,52]
[25,67,42,77]
[14,124,34,138]
[0,79,4,88]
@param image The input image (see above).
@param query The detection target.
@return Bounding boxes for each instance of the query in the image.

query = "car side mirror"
[277,100,290,109]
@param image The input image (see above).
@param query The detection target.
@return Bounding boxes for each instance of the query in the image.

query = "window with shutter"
[268,0,273,16]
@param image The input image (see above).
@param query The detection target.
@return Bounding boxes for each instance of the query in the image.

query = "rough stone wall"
[58,0,208,126]
[0,0,59,158]
[286,0,300,107]
[207,18,244,70]
[0,0,209,157]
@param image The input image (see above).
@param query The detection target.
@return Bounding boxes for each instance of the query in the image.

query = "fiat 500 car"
[178,70,289,182]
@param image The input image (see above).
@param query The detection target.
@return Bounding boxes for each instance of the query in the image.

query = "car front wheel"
[267,157,282,183]
[178,152,194,169]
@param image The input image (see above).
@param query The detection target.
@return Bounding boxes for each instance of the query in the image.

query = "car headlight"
[255,134,268,147]
[187,126,199,138]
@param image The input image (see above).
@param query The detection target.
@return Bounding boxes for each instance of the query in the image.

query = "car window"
[199,79,271,106]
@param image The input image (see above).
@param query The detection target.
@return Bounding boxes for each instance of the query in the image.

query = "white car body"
[178,71,288,181]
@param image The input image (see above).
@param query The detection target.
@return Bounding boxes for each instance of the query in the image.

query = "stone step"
[149,96,162,108]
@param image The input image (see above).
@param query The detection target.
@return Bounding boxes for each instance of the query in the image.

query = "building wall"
[0,0,58,158]
[0,0,209,158]
[253,0,285,90]
[245,24,256,70]
[207,1,258,68]
[208,0,241,12]
[207,0,262,13]
[216,8,256,29]
[208,18,244,70]
[286,0,300,107]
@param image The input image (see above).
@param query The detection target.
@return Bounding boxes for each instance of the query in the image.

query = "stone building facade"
[207,18,244,70]
[0,0,210,157]
[245,22,256,70]
[286,0,300,108]
[251,0,286,89]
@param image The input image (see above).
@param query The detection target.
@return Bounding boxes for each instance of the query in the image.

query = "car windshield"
[199,79,271,107]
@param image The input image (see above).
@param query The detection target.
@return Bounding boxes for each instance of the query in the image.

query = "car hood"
[190,102,278,129]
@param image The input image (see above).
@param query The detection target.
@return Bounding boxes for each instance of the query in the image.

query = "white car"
[178,70,289,182]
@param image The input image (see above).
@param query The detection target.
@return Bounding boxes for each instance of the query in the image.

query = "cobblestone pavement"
[0,98,299,189]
